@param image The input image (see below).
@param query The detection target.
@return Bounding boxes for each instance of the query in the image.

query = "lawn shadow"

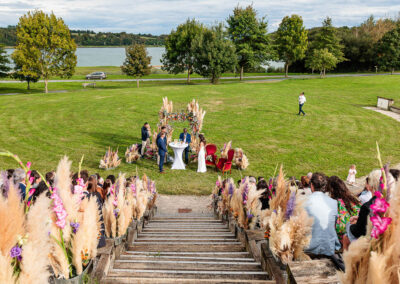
[87,131,139,149]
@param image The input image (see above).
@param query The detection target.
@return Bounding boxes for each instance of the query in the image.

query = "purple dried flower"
[228,183,234,196]
[247,213,254,219]
[113,208,120,218]
[285,192,296,220]
[10,246,22,261]
[70,222,80,234]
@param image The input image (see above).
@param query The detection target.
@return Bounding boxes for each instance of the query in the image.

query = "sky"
[0,0,399,35]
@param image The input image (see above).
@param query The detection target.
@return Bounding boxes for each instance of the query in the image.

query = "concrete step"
[119,254,256,262]
[128,243,245,252]
[151,220,222,223]
[107,269,269,280]
[135,238,238,242]
[138,233,235,237]
[124,251,251,258]
[142,228,231,233]
[144,225,228,229]
[113,259,262,271]
[102,276,274,283]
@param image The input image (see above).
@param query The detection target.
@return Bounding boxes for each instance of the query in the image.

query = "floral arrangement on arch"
[99,147,121,169]
[125,144,140,163]
[260,166,314,265]
[339,143,400,283]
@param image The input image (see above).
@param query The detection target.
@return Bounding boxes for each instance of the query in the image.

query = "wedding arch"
[157,97,206,151]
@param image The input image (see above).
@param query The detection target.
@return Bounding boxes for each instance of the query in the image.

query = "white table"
[169,142,188,170]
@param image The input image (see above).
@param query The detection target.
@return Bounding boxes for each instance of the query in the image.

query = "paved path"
[0,72,398,84]
[156,194,213,217]
[364,107,400,123]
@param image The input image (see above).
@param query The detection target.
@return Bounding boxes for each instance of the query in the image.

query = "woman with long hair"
[197,134,207,173]
[326,176,360,244]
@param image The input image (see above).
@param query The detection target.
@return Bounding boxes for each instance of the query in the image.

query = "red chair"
[216,149,235,174]
[205,144,218,167]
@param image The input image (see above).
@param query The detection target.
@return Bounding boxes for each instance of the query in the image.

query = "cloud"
[0,0,399,34]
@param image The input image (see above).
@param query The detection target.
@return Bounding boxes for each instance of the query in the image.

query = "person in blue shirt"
[305,172,341,256]
[156,132,168,173]
[179,128,191,164]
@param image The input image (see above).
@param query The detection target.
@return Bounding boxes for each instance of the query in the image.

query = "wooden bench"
[83,82,96,88]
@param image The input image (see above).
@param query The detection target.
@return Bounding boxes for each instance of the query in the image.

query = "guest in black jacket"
[141,123,150,156]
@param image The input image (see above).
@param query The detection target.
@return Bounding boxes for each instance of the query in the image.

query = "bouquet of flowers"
[339,143,400,283]
[125,144,140,163]
[261,166,313,264]
[99,147,121,169]
[234,148,249,170]
[49,157,101,278]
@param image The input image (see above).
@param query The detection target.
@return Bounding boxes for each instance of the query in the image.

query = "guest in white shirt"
[298,92,306,116]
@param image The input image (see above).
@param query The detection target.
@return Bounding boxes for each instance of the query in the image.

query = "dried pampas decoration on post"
[221,141,232,159]
[100,147,121,169]
[234,148,249,170]
[125,144,140,163]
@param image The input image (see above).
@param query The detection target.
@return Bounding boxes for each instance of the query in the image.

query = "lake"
[5,47,283,69]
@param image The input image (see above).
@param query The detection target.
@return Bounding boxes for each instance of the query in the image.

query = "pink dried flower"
[26,162,31,169]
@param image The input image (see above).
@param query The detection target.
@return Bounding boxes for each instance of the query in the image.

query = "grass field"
[1,76,400,195]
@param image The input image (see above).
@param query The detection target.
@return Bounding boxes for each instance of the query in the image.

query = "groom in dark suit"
[156,132,168,173]
[179,128,191,164]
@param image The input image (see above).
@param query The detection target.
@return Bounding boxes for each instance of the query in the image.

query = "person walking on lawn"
[298,92,306,116]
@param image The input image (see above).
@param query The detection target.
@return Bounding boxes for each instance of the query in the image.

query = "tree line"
[0,26,166,46]
[1,7,400,92]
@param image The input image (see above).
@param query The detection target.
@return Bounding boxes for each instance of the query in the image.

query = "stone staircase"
[102,216,273,283]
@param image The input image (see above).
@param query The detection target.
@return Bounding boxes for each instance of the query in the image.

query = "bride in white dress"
[197,134,207,173]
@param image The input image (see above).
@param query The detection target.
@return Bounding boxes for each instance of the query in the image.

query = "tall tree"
[121,43,152,87]
[306,48,339,78]
[12,10,77,93]
[0,44,10,77]
[375,25,400,74]
[192,24,237,84]
[226,5,271,80]
[275,15,308,77]
[311,17,345,66]
[162,19,204,83]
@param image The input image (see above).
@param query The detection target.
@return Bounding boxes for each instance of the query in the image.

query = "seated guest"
[87,175,105,203]
[326,176,360,245]
[106,175,116,185]
[45,171,55,187]
[103,179,113,198]
[305,172,341,256]
[257,179,270,210]
[13,169,26,200]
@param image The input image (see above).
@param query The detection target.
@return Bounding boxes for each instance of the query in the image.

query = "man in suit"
[141,122,150,156]
[157,132,168,173]
[179,128,191,164]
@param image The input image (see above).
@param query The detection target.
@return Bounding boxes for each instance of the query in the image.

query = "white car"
[86,72,107,80]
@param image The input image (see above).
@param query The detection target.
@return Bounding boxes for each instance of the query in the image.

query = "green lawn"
[1,76,400,195]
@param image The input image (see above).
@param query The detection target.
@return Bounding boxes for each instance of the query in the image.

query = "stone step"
[151,220,222,223]
[135,238,238,242]
[142,228,231,233]
[102,276,274,283]
[124,251,251,258]
[113,259,262,271]
[107,269,269,280]
[144,225,228,229]
[138,233,235,237]
[128,243,245,252]
[119,254,256,262]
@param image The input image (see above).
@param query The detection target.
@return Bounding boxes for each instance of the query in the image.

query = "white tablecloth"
[169,142,188,170]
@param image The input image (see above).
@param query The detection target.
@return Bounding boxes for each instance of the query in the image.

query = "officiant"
[179,128,191,164]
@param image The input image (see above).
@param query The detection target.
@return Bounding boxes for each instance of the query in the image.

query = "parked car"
[86,72,107,80]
